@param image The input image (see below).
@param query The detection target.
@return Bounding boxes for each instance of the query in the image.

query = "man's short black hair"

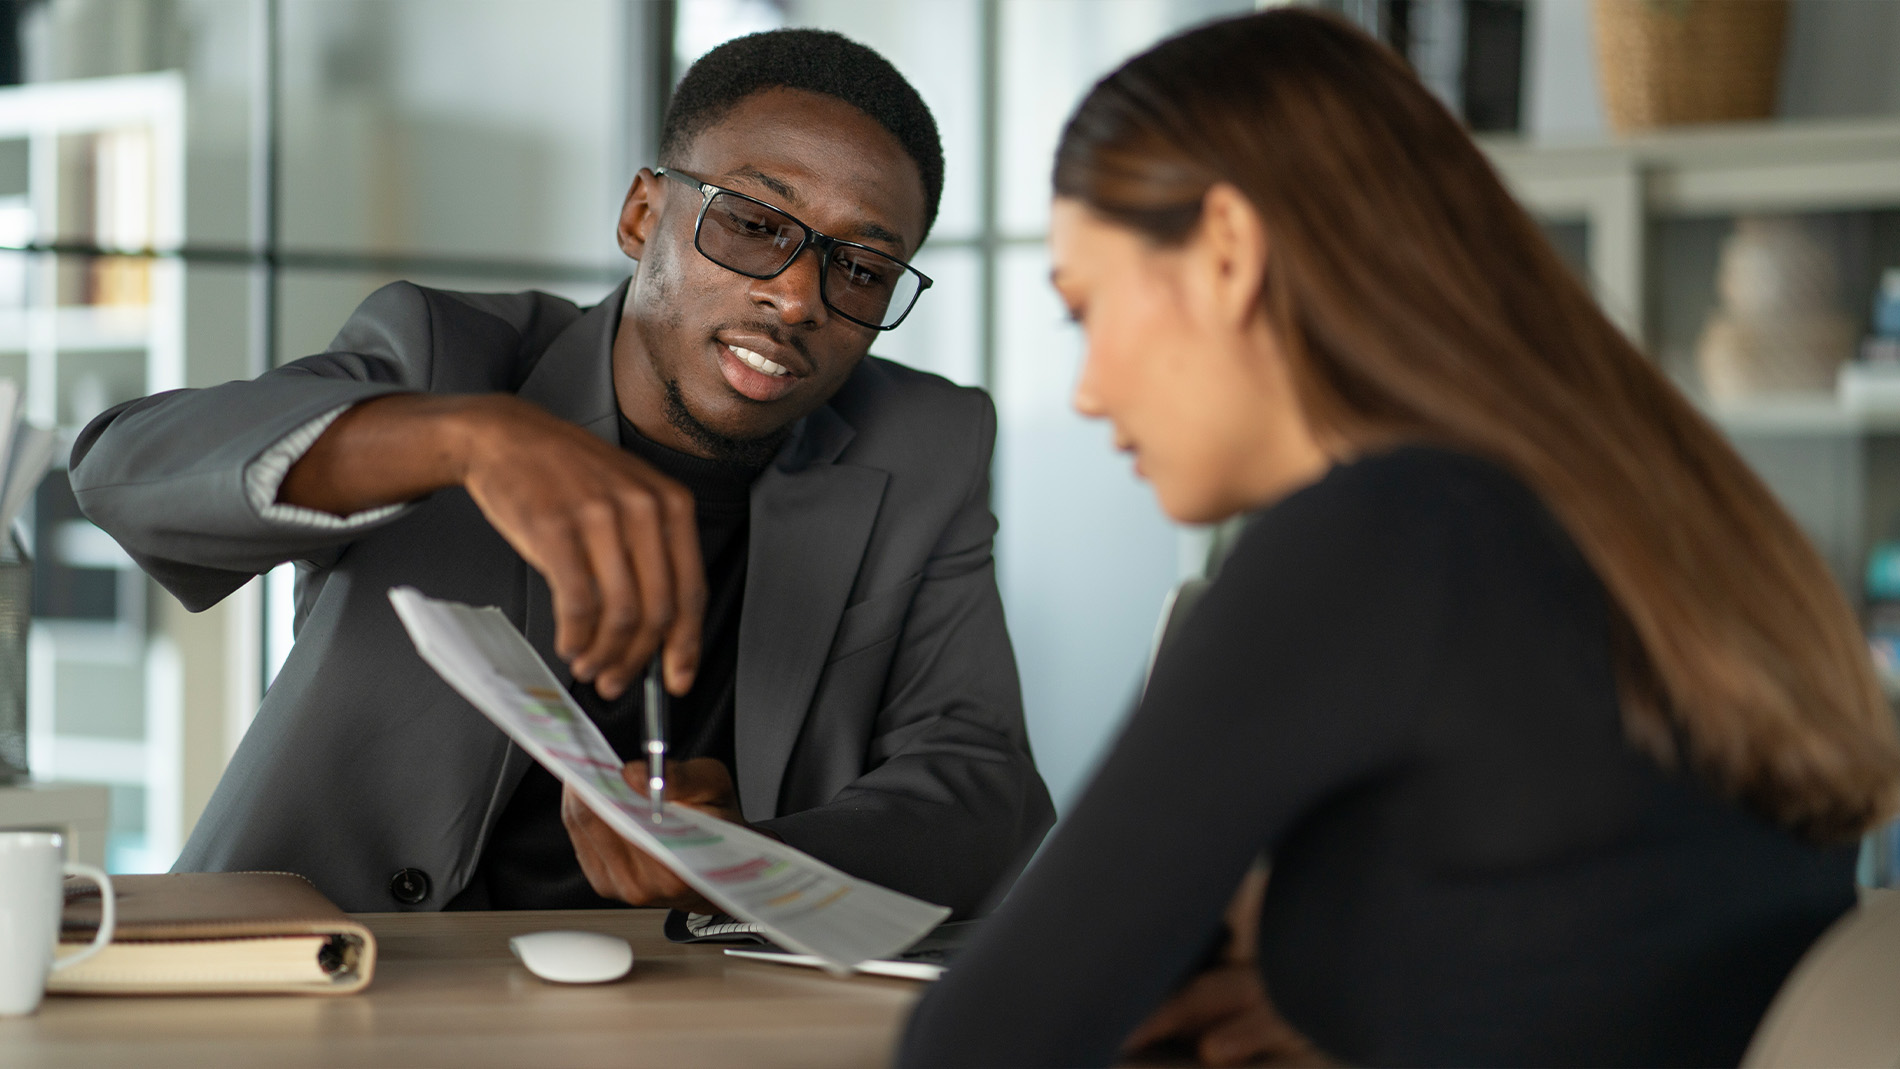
[660,28,943,241]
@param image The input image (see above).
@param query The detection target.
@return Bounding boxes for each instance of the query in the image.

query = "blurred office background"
[1,0,1899,874]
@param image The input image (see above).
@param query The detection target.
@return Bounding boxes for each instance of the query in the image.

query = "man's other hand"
[279,393,706,700]
[561,758,755,911]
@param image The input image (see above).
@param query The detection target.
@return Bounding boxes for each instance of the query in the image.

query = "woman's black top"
[898,446,1855,1068]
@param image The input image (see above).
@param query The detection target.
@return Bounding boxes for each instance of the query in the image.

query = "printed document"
[388,587,951,970]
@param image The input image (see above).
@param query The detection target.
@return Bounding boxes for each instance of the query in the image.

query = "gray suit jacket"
[71,280,1054,916]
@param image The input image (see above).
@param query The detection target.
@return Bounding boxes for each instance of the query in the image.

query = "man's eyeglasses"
[655,167,932,331]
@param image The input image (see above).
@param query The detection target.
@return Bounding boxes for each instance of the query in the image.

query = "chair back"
[1742,888,1900,1067]
[1144,577,1211,695]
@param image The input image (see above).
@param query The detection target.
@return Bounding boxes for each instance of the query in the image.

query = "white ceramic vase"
[1697,216,1855,403]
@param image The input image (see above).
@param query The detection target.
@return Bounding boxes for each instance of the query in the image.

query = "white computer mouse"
[509,930,634,984]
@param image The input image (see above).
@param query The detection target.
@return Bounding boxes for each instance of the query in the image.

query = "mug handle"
[50,864,114,972]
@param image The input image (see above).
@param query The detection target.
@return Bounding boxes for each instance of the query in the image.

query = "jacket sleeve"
[69,282,443,611]
[755,394,1056,918]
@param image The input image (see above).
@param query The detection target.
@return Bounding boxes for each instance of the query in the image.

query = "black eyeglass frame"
[654,167,933,331]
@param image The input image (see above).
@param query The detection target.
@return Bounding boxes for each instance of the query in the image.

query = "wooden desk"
[2,909,922,1068]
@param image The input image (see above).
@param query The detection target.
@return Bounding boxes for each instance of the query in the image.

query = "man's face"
[615,88,929,457]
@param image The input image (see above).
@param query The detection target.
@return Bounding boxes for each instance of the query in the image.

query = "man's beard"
[662,379,789,470]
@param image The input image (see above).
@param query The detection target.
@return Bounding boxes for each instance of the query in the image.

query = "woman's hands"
[1122,865,1331,1067]
[1124,962,1318,1067]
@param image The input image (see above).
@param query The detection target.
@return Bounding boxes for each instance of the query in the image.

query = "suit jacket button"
[388,868,431,905]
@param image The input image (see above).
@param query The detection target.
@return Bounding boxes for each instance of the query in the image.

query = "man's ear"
[617,168,663,261]
[1195,182,1270,329]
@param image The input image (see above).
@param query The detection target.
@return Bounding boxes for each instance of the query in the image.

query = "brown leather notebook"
[52,871,376,996]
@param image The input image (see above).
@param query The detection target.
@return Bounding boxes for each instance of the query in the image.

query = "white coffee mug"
[0,831,114,1016]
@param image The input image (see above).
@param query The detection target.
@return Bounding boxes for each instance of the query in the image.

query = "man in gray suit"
[70,30,1053,918]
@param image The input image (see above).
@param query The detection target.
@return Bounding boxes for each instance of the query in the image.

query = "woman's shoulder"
[1263,443,1547,538]
[1228,443,1583,591]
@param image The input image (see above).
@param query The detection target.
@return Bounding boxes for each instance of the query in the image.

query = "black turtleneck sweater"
[899,446,1855,1068]
[452,413,764,910]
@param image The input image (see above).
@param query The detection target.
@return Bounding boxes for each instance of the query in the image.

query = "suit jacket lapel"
[736,404,888,821]
[513,279,627,688]
[500,280,887,826]
[488,280,627,813]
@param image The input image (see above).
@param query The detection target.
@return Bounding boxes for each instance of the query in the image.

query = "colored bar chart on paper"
[388,586,950,970]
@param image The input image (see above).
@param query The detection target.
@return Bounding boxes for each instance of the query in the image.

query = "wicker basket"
[1593,0,1789,132]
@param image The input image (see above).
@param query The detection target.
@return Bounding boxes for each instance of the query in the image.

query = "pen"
[642,652,667,823]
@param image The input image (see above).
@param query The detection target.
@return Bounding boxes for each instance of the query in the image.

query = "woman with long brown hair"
[898,9,1900,1068]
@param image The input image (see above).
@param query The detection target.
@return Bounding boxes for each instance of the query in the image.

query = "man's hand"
[279,393,705,699]
[455,397,704,699]
[561,758,756,910]
[1123,865,1331,1067]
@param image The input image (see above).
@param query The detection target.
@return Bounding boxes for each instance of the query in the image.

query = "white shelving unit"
[0,780,109,868]
[1483,116,1900,344]
[0,72,186,873]
[1483,118,1900,587]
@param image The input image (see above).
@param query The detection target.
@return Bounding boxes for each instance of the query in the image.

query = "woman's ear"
[616,169,663,261]
[1193,183,1270,329]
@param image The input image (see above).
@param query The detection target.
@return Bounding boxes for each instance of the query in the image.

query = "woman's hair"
[1055,8,1900,841]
